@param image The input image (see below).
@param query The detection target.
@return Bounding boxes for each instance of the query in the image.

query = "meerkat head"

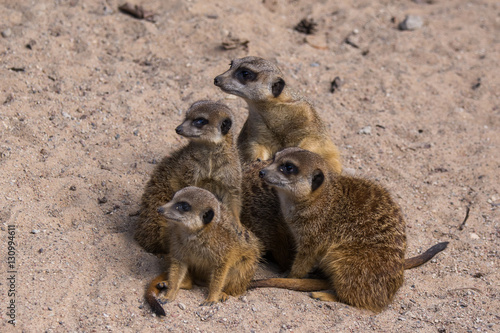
[157,186,220,233]
[214,56,286,102]
[259,147,327,201]
[175,100,234,144]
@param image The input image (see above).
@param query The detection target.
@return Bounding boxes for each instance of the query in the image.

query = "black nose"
[157,207,164,214]
[259,170,266,178]
[175,126,182,135]
[214,76,220,86]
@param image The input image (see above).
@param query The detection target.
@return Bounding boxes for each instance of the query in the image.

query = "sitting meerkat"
[241,160,447,273]
[145,187,263,316]
[135,100,242,254]
[214,56,342,174]
[253,147,448,312]
[240,159,295,270]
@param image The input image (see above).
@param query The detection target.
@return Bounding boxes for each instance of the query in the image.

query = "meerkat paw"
[310,291,338,302]
[156,281,169,290]
[158,295,174,305]
[200,292,229,306]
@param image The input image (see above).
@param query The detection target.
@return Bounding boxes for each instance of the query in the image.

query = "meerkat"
[240,159,296,270]
[241,159,447,273]
[145,187,263,316]
[252,147,448,312]
[214,56,342,173]
[135,100,242,254]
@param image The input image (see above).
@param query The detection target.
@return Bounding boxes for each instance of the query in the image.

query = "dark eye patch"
[176,202,191,212]
[192,118,208,128]
[235,68,257,83]
[279,162,299,175]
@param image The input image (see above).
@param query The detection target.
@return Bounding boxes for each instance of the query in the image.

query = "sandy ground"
[1,0,499,332]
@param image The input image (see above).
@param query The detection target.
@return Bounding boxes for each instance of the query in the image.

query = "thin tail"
[404,242,449,269]
[250,278,330,291]
[250,242,450,292]
[145,272,169,316]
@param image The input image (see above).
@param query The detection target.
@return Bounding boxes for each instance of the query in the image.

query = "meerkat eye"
[176,202,191,212]
[279,162,298,175]
[192,118,208,128]
[236,68,256,82]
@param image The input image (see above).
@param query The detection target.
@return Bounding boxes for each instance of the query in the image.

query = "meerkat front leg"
[163,258,188,303]
[288,250,318,279]
[201,261,233,306]
[249,143,273,162]
[299,137,342,174]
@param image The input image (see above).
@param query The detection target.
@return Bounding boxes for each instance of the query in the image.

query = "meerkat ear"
[272,78,285,97]
[311,169,325,192]
[220,118,232,135]
[202,209,215,225]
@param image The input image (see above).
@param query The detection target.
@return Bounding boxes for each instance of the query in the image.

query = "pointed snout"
[259,169,266,178]
[175,125,183,135]
[214,76,222,87]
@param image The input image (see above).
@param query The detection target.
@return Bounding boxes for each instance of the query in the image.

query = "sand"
[0,0,499,332]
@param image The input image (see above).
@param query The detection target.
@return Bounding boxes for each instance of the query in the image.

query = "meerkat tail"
[404,242,449,269]
[250,242,448,292]
[145,272,169,316]
[250,278,330,291]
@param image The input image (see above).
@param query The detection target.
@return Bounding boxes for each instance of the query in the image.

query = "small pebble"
[399,15,423,31]
[38,248,44,253]
[178,303,186,310]
[1,28,12,38]
[31,229,40,234]
[470,233,479,240]
[358,126,372,135]
[69,185,77,191]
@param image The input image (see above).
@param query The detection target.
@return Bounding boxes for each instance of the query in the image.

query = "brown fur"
[240,160,295,270]
[254,147,447,312]
[241,160,448,273]
[135,100,242,254]
[214,56,342,173]
[145,187,263,315]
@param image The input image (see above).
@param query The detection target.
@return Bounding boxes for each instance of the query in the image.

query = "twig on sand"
[458,206,470,231]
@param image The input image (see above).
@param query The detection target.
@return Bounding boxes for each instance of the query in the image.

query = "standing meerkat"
[253,148,448,312]
[145,187,263,316]
[214,56,342,173]
[135,100,242,254]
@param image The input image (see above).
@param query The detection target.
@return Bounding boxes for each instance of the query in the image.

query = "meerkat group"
[135,57,448,315]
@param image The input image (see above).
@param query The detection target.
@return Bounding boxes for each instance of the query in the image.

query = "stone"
[399,15,423,31]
